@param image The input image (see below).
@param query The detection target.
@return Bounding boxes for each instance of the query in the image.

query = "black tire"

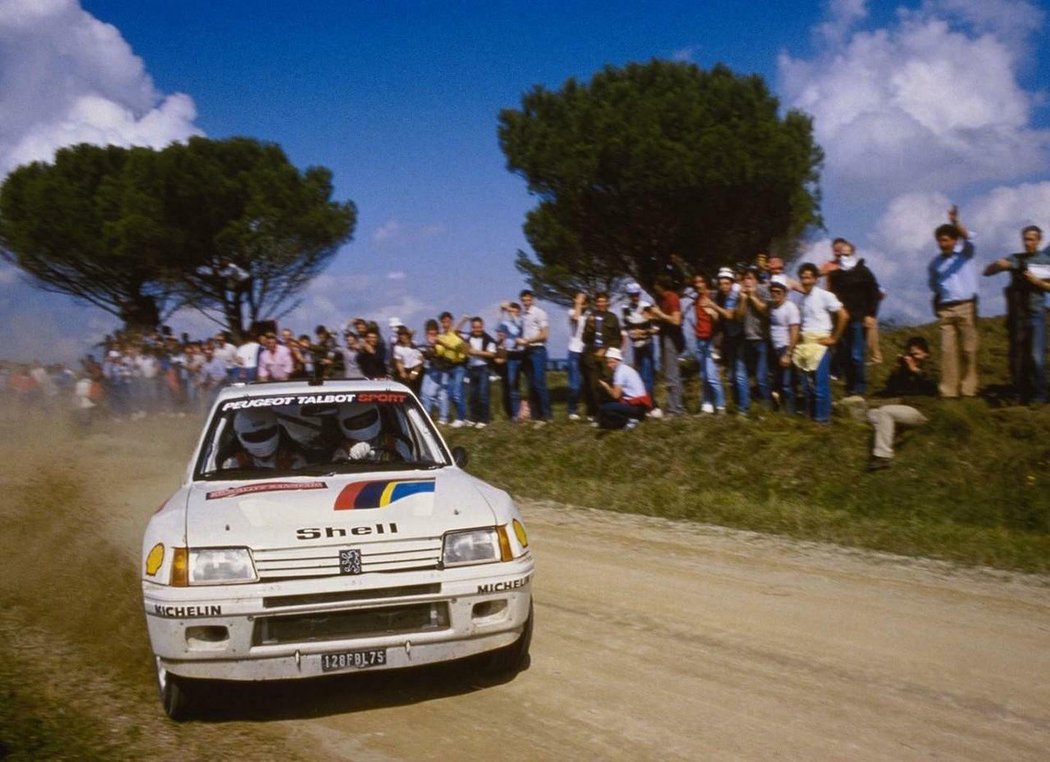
[155,657,194,721]
[486,602,533,675]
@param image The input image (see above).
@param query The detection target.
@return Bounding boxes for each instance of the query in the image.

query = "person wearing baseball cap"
[596,347,652,430]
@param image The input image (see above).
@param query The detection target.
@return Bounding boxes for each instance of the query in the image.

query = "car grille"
[252,602,450,646]
[253,537,443,580]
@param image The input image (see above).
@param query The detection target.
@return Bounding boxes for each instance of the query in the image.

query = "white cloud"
[372,219,445,248]
[671,46,697,62]
[0,0,201,176]
[778,1,1049,324]
[778,1,1049,199]
[386,271,407,280]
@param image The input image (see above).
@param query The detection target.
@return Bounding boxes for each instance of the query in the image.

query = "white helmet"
[338,402,381,441]
[234,409,280,459]
[277,405,327,450]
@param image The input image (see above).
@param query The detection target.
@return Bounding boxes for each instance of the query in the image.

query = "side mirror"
[451,446,469,468]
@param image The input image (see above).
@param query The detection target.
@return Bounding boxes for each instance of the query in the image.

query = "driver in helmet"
[332,401,412,462]
[223,409,306,470]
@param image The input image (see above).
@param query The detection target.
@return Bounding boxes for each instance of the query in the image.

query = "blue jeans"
[448,364,467,421]
[502,357,522,419]
[841,320,867,395]
[773,346,797,415]
[567,350,583,416]
[467,364,491,422]
[525,345,551,419]
[1024,311,1047,403]
[632,342,656,398]
[421,366,449,422]
[694,338,725,409]
[734,338,770,413]
[800,348,832,423]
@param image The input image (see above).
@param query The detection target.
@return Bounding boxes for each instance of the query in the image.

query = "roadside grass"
[448,317,1050,573]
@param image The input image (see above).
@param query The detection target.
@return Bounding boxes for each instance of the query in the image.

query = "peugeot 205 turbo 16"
[142,379,533,720]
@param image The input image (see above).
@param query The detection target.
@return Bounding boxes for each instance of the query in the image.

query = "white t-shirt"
[522,305,549,344]
[235,341,260,370]
[799,286,843,334]
[769,300,801,350]
[393,343,423,370]
[567,308,588,353]
[613,362,648,400]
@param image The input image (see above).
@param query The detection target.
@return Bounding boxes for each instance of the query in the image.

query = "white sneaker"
[568,413,581,421]
[625,419,639,430]
[474,422,487,429]
[649,407,664,419]
[716,407,726,415]
[437,419,448,426]
[450,420,464,429]
[701,402,715,414]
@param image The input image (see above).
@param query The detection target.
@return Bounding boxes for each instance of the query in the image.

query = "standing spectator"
[793,263,848,424]
[827,241,882,396]
[621,283,655,401]
[257,333,294,381]
[392,326,424,392]
[927,206,979,399]
[983,225,1050,404]
[496,302,525,421]
[596,347,652,430]
[436,312,470,427]
[582,292,622,421]
[420,319,450,424]
[234,332,261,383]
[518,290,552,424]
[341,330,365,379]
[357,327,390,379]
[768,275,801,414]
[733,268,772,415]
[712,267,742,409]
[197,346,228,411]
[820,238,848,287]
[566,291,589,421]
[212,332,239,382]
[649,275,686,416]
[465,317,498,427]
[690,273,726,414]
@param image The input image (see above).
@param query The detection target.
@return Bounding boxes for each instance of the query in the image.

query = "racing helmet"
[338,402,381,441]
[233,409,280,459]
[277,405,328,451]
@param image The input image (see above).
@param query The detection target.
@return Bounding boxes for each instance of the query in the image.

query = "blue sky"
[1,0,1048,361]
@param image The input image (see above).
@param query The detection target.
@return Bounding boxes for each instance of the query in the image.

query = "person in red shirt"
[649,275,686,416]
[691,273,726,414]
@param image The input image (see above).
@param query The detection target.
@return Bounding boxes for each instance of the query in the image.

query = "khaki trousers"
[936,300,979,397]
[867,405,928,459]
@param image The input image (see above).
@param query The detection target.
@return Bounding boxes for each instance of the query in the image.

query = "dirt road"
[2,415,1048,760]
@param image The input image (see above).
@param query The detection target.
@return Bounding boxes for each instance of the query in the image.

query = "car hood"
[183,468,497,549]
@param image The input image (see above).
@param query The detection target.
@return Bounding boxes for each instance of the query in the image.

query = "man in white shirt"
[769,275,801,414]
[517,289,551,423]
[596,347,651,430]
[793,263,848,423]
[257,333,294,382]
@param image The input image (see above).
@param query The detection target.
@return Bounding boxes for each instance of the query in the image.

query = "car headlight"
[442,528,502,567]
[184,547,258,585]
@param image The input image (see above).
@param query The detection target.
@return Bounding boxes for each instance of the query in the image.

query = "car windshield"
[195,390,451,479]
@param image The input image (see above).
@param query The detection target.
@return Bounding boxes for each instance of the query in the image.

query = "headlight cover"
[188,547,257,585]
[442,528,501,567]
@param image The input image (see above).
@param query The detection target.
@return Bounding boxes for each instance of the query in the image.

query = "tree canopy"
[0,137,356,337]
[498,60,823,301]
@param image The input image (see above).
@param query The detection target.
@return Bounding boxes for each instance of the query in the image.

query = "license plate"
[320,648,388,672]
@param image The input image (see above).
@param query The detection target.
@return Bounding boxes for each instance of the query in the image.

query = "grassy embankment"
[446,317,1050,574]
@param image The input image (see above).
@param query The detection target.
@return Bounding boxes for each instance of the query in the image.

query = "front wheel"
[485,602,533,675]
[155,657,194,721]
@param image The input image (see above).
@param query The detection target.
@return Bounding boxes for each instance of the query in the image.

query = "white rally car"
[142,379,533,720]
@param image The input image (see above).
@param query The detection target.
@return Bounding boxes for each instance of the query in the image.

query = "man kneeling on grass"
[596,347,653,430]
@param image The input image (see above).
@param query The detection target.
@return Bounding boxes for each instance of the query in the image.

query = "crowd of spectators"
[3,208,1047,468]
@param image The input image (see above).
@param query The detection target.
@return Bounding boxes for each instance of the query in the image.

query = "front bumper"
[143,556,533,681]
